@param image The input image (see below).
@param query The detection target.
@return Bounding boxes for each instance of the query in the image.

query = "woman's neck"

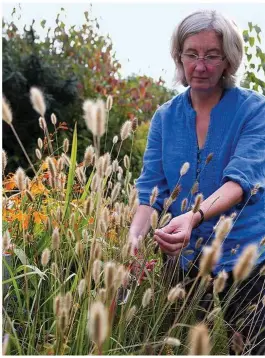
[190,86,224,113]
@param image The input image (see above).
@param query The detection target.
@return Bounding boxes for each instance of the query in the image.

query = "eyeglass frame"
[180,52,226,66]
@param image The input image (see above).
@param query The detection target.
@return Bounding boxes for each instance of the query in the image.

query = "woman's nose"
[194,60,207,71]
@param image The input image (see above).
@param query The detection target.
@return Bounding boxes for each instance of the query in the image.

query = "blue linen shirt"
[136,86,265,274]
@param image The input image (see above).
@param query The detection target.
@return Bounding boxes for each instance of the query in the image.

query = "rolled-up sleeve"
[221,99,265,208]
[136,110,170,213]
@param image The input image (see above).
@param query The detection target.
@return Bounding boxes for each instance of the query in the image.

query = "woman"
[129,10,265,355]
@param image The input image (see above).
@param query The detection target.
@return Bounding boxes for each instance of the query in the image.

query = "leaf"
[254,25,261,34]
[14,247,30,265]
[40,20,46,29]
[249,37,255,47]
[22,265,47,280]
[247,54,252,62]
[243,30,249,42]
[248,22,253,32]
[63,122,77,219]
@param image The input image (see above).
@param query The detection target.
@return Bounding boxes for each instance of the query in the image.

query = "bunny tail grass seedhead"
[84,145,95,167]
[112,135,118,144]
[41,248,51,266]
[233,244,258,282]
[111,182,121,203]
[164,337,181,347]
[171,184,181,201]
[3,230,11,251]
[191,181,199,195]
[199,244,221,277]
[91,241,102,261]
[88,301,108,346]
[2,150,7,173]
[46,157,57,179]
[167,285,186,302]
[159,213,172,228]
[65,291,73,312]
[63,138,69,153]
[213,270,228,293]
[126,305,137,322]
[142,288,153,308]
[92,259,102,285]
[51,113,57,125]
[104,261,116,289]
[215,216,233,243]
[150,186,159,206]
[2,96,13,125]
[181,198,188,212]
[38,117,46,131]
[95,99,106,137]
[206,152,214,164]
[192,193,203,213]
[188,323,211,355]
[53,295,62,316]
[35,148,42,160]
[30,87,46,117]
[120,120,132,141]
[123,155,130,170]
[78,279,86,299]
[106,95,113,111]
[151,210,159,230]
[15,167,26,192]
[52,227,60,250]
[180,162,190,176]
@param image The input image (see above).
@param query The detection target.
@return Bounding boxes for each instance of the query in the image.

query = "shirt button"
[197,169,200,173]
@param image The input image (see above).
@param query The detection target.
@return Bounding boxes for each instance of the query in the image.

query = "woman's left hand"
[154,212,195,255]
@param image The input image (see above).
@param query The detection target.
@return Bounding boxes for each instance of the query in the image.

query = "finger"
[156,223,175,234]
[154,231,188,245]
[155,236,185,253]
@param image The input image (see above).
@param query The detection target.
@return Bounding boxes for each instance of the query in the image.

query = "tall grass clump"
[2,90,264,356]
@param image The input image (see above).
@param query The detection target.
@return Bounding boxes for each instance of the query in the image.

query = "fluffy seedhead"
[188,323,211,355]
[30,87,46,117]
[180,162,190,176]
[213,270,228,294]
[199,244,221,277]
[2,96,13,125]
[106,95,113,111]
[88,301,108,346]
[120,120,132,141]
[15,167,26,192]
[192,193,203,213]
[142,288,153,308]
[233,244,258,282]
[150,186,159,206]
[41,248,51,266]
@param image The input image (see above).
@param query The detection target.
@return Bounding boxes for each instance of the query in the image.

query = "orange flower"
[88,217,94,225]
[30,180,48,196]
[3,175,17,191]
[15,211,31,230]
[33,211,48,224]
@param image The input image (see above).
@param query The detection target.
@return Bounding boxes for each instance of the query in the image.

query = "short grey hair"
[170,10,244,88]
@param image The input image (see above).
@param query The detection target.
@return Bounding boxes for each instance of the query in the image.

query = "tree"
[2,7,175,177]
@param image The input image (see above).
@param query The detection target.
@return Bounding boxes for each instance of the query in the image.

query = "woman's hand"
[154,211,195,255]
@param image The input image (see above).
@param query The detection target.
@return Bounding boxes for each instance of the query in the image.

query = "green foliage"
[241,22,265,94]
[2,8,175,179]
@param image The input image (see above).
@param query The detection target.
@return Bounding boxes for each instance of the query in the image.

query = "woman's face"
[181,30,229,92]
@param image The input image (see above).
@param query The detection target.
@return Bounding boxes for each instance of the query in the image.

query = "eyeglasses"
[181,53,226,66]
